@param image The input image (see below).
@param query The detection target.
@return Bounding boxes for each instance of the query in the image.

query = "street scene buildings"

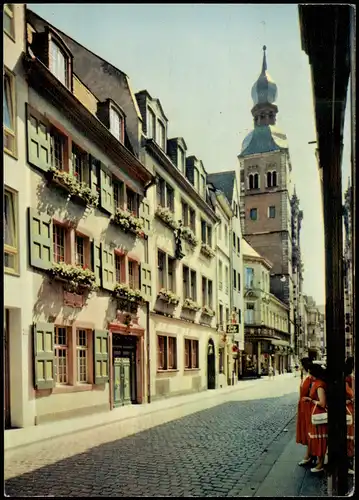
[4,3,354,498]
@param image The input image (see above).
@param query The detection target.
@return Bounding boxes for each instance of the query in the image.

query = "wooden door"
[113,358,122,408]
[113,357,132,407]
[122,358,131,405]
[4,309,10,429]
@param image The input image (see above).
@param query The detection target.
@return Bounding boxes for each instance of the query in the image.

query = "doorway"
[112,334,137,407]
[4,309,10,429]
[207,339,216,390]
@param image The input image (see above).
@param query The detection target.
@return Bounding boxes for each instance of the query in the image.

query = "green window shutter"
[91,240,102,286]
[26,104,51,172]
[140,263,152,300]
[89,155,100,197]
[140,198,151,234]
[33,323,55,390]
[94,330,109,385]
[28,207,53,271]
[101,243,115,291]
[100,166,114,215]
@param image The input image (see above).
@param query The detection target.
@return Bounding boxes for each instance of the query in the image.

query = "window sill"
[157,369,179,374]
[52,383,94,394]
[5,268,20,277]
[184,368,200,372]
[4,147,18,160]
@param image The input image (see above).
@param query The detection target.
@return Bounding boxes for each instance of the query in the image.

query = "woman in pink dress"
[296,358,314,465]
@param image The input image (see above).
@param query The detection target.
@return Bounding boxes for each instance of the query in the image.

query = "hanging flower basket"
[155,206,178,230]
[48,262,97,292]
[201,305,215,317]
[181,226,198,246]
[47,167,98,208]
[157,288,180,305]
[112,283,143,304]
[183,298,201,312]
[200,243,215,258]
[111,208,144,236]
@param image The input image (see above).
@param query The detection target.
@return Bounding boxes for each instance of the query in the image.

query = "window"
[219,304,223,325]
[201,220,206,243]
[158,250,166,289]
[113,180,124,210]
[207,225,213,246]
[225,266,229,294]
[167,257,175,292]
[53,224,68,263]
[76,329,89,383]
[201,175,206,196]
[178,147,185,173]
[219,348,225,373]
[181,201,188,226]
[110,107,123,142]
[147,108,155,139]
[185,339,199,369]
[250,208,258,221]
[226,308,230,323]
[157,335,177,370]
[267,171,272,188]
[166,185,174,212]
[75,234,85,267]
[126,188,138,216]
[4,188,18,273]
[238,272,241,291]
[72,145,88,184]
[245,303,255,324]
[50,129,66,171]
[156,176,165,206]
[49,40,68,87]
[115,253,125,283]
[273,171,277,187]
[55,327,69,385]
[183,265,190,298]
[189,208,196,232]
[218,261,223,290]
[4,69,16,156]
[4,4,14,39]
[245,267,254,288]
[248,173,259,190]
[157,120,165,150]
[268,206,276,218]
[128,260,140,290]
[233,232,236,250]
[237,237,240,254]
[194,168,199,190]
[233,270,237,289]
[190,270,197,300]
[224,225,228,246]
[267,171,277,188]
[202,277,213,308]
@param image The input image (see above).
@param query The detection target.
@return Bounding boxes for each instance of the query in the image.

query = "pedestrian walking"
[307,364,328,473]
[345,357,354,475]
[296,357,314,465]
[268,365,274,380]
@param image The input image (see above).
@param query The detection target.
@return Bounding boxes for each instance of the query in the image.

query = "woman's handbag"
[346,407,353,425]
[311,402,328,425]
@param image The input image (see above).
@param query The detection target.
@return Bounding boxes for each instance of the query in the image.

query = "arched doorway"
[207,339,216,390]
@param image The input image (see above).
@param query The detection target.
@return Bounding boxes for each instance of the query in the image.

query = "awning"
[271,339,290,347]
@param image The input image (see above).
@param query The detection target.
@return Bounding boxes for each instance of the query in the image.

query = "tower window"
[272,171,277,187]
[267,171,277,188]
[248,172,259,190]
[250,208,257,221]
[268,206,276,218]
[254,173,259,189]
[267,172,272,188]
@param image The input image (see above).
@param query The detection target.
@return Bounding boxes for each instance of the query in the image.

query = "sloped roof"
[207,171,236,204]
[240,125,288,156]
[242,239,262,259]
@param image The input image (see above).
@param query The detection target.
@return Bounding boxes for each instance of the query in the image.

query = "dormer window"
[147,108,155,139]
[110,107,123,143]
[157,120,165,150]
[194,168,199,190]
[178,147,185,173]
[49,39,69,87]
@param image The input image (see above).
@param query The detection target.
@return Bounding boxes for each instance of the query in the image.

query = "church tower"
[238,46,295,351]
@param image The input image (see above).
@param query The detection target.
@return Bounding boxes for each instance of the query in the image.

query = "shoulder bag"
[311,402,328,425]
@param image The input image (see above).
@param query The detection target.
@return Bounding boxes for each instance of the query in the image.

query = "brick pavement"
[5,390,299,497]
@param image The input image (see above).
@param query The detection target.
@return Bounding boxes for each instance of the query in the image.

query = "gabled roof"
[136,89,168,122]
[207,171,236,204]
[243,239,273,269]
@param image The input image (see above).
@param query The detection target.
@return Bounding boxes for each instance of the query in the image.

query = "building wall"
[4,3,35,428]
[231,179,244,350]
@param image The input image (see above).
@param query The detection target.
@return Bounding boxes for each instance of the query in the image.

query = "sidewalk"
[5,373,296,452]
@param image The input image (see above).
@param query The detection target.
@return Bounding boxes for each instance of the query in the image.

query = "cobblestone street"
[5,385,299,497]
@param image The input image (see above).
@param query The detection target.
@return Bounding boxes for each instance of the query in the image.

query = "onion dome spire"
[251,45,278,106]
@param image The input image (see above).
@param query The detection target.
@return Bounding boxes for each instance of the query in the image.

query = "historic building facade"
[135,90,220,399]
[207,171,245,379]
[305,296,323,360]
[238,46,296,366]
[242,240,290,376]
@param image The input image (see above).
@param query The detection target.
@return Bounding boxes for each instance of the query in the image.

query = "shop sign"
[227,324,240,334]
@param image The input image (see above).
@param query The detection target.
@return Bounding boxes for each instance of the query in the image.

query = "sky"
[30,3,352,306]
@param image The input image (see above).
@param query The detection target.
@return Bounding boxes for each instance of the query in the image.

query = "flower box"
[157,288,180,305]
[200,243,215,258]
[46,168,98,208]
[201,305,215,317]
[183,298,201,312]
[181,226,198,247]
[113,283,143,304]
[48,262,97,292]
[155,206,178,231]
[111,208,144,236]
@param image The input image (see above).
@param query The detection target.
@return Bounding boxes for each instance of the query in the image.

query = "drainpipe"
[146,299,151,404]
